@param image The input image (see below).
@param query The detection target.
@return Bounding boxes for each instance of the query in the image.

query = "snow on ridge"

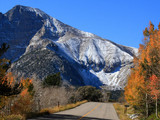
[51,36,136,89]
[13,5,97,39]
[7,5,138,89]
[78,30,95,38]
[55,37,134,66]
[17,5,47,18]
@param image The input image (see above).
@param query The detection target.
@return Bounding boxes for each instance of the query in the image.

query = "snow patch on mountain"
[56,37,134,67]
[0,5,138,90]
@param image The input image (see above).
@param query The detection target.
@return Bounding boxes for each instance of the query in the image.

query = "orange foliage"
[125,67,145,105]
[4,72,16,86]
[0,72,34,115]
[125,21,160,107]
[11,77,34,115]
[148,75,160,100]
[11,93,33,115]
[19,78,33,97]
[20,89,28,97]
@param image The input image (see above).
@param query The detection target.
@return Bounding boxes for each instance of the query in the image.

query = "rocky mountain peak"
[6,5,46,20]
[0,12,4,20]
[0,5,138,90]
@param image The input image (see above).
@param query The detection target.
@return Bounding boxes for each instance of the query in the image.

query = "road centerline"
[78,103,101,120]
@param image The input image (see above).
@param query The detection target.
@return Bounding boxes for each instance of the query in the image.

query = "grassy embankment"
[113,103,135,120]
[113,103,160,120]
[26,100,87,119]
[41,100,87,113]
[0,100,87,120]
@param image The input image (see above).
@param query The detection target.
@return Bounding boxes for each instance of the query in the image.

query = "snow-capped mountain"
[0,5,138,90]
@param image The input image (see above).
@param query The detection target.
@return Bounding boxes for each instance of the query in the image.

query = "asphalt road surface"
[29,102,120,120]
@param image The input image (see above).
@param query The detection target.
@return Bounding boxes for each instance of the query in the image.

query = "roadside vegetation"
[123,22,160,119]
[1,21,159,120]
[40,100,87,114]
[113,103,135,120]
[0,43,110,119]
[113,22,160,120]
[26,100,87,119]
[114,102,160,120]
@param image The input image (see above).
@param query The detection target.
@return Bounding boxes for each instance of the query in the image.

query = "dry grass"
[113,103,135,120]
[0,114,24,120]
[26,100,87,119]
[40,100,87,114]
[114,103,160,120]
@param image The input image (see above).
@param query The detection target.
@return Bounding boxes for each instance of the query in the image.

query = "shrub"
[11,78,34,115]
[76,86,103,102]
[11,94,33,115]
[43,73,61,87]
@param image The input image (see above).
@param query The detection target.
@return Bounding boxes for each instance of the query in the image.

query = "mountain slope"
[0,5,138,89]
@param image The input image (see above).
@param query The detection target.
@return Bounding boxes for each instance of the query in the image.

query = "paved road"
[29,102,119,120]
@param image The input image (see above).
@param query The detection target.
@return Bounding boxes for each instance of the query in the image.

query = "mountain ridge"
[0,5,138,90]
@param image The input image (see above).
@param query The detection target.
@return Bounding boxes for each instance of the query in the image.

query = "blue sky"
[0,0,160,48]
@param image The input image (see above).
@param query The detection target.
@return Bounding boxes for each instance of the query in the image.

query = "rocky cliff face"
[0,5,138,89]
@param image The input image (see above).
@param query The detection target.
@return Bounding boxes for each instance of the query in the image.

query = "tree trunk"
[146,93,148,118]
[156,98,158,118]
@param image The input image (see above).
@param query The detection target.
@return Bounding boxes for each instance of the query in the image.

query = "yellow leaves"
[138,44,144,53]
[20,78,32,88]
[0,72,16,89]
[5,72,15,86]
[19,78,33,97]
[0,74,34,115]
[0,71,33,97]
[125,68,145,106]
